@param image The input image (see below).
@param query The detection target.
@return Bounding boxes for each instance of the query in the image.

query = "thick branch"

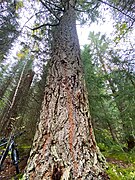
[45,0,63,11]
[39,0,60,21]
[21,10,47,31]
[26,23,59,31]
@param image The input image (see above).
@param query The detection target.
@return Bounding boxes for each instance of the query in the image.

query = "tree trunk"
[97,51,134,144]
[24,5,108,180]
[0,68,34,136]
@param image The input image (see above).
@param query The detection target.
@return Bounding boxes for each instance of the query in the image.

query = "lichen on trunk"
[24,5,108,180]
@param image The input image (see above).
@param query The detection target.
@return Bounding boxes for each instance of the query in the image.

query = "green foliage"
[107,164,135,180]
[96,129,115,149]
[107,0,135,29]
[76,0,100,24]
[82,31,135,149]
[96,130,135,179]
[0,1,19,62]
[15,0,24,11]
[114,22,129,43]
[105,147,135,179]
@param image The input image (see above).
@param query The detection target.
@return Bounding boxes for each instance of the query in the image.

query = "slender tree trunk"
[0,67,34,136]
[24,5,108,180]
[97,51,134,144]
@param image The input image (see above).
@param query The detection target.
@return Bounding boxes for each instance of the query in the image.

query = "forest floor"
[0,154,134,179]
[106,157,134,168]
[105,155,135,179]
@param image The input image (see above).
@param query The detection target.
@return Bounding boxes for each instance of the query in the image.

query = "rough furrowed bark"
[24,5,108,180]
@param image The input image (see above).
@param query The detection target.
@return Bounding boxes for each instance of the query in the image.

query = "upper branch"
[26,23,59,31]
[98,0,135,21]
[45,0,63,11]
[39,0,61,21]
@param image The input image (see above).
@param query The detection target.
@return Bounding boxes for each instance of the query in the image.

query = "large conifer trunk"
[25,6,107,180]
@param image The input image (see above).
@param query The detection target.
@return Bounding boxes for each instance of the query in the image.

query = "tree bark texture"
[24,5,107,180]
